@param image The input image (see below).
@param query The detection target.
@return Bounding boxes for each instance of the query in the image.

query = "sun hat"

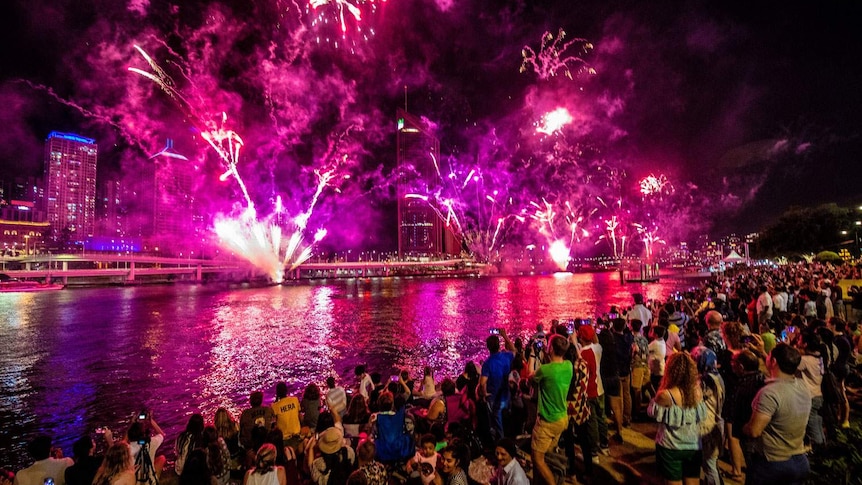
[317,427,344,455]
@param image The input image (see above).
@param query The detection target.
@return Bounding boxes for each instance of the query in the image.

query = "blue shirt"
[482,351,514,404]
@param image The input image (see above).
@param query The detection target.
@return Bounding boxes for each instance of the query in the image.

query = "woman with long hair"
[214,408,240,456]
[648,352,707,485]
[343,394,371,438]
[176,414,205,476]
[430,444,469,485]
[243,444,286,485]
[202,426,231,485]
[93,443,135,485]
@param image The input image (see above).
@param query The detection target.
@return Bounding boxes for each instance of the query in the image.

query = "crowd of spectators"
[5,261,861,485]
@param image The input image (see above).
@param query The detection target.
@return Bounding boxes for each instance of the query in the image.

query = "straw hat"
[317,427,344,455]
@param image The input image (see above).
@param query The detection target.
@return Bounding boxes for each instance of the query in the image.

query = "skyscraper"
[396,108,460,256]
[140,139,197,253]
[43,131,98,242]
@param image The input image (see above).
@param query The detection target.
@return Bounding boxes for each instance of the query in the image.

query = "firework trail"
[528,197,596,270]
[129,45,338,282]
[520,29,596,80]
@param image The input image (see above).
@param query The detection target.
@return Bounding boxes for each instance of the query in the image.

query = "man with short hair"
[326,376,348,417]
[65,431,113,485]
[703,310,726,355]
[612,318,634,427]
[14,435,73,485]
[530,335,574,485]
[480,328,515,440]
[629,319,650,419]
[627,293,652,327]
[756,285,774,332]
[272,382,301,449]
[744,343,811,484]
[240,390,275,449]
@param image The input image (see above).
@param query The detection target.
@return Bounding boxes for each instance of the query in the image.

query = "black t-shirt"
[65,455,103,485]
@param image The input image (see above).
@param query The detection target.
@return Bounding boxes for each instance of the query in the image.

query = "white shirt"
[14,458,74,485]
[648,339,666,377]
[628,304,652,326]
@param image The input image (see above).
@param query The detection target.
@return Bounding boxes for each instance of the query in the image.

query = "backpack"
[321,448,354,485]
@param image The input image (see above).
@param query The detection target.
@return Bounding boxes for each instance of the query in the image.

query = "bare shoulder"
[655,389,674,407]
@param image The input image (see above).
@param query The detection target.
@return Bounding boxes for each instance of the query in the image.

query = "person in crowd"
[489,438,528,485]
[65,430,113,485]
[479,329,515,441]
[127,413,166,485]
[648,326,667,392]
[201,426,231,485]
[628,293,653,327]
[648,353,708,485]
[419,366,437,401]
[702,311,726,356]
[301,383,322,433]
[341,393,371,438]
[242,444,286,485]
[456,362,480,402]
[178,448,213,485]
[578,324,607,461]
[529,334,573,485]
[270,383,300,451]
[598,325,624,445]
[744,343,812,484]
[307,426,356,485]
[691,342,725,485]
[828,318,852,428]
[326,377,348,418]
[612,317,634,427]
[407,434,439,484]
[91,443,134,485]
[354,441,387,485]
[14,435,74,485]
[796,329,825,452]
[369,392,414,463]
[355,366,374,400]
[214,408,240,456]
[630,319,650,419]
[241,391,275,450]
[430,444,469,485]
[175,413,205,476]
[756,285,774,333]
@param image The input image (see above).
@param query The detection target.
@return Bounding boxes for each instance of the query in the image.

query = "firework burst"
[520,29,596,80]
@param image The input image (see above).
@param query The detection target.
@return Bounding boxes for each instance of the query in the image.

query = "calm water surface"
[0,272,699,468]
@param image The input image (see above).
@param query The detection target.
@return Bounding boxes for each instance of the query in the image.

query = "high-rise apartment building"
[43,132,98,242]
[396,109,460,256]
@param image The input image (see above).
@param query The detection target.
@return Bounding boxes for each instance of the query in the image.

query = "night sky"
[1,0,860,254]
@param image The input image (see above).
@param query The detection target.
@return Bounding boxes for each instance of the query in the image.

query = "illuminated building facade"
[43,132,98,242]
[0,200,49,255]
[142,139,197,253]
[396,108,460,257]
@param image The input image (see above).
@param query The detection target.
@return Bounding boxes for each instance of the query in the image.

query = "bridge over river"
[0,254,487,285]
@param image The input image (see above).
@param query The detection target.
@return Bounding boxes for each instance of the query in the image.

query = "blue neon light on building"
[47,131,96,145]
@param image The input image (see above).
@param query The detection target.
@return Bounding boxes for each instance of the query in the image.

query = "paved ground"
[515,419,745,485]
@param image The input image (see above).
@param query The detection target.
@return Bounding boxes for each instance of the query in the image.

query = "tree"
[754,203,854,258]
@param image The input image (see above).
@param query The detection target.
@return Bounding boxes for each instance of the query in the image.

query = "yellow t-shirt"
[272,396,301,437]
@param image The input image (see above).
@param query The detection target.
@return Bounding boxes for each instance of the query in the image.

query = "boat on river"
[0,274,64,292]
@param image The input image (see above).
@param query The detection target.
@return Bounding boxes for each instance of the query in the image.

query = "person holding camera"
[126,411,166,485]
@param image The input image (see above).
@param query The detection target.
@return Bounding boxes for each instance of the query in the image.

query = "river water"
[0,271,700,468]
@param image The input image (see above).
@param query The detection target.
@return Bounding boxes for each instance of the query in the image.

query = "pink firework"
[130,45,339,282]
[596,215,628,260]
[307,0,385,49]
[520,29,596,80]
[536,107,574,136]
[639,174,674,198]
